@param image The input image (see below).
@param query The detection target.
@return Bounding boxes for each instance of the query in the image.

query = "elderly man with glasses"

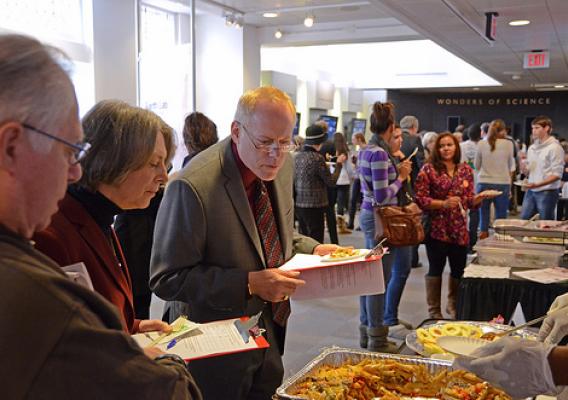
[150,86,340,400]
[0,34,201,399]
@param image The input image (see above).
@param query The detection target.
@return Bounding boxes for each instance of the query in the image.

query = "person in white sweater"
[521,116,564,220]
[475,119,514,239]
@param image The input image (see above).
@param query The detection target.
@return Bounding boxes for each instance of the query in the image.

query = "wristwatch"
[154,353,187,367]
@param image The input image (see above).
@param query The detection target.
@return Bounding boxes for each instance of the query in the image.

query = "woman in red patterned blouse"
[415,133,488,319]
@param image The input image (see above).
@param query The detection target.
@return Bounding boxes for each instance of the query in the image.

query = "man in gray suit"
[150,86,338,400]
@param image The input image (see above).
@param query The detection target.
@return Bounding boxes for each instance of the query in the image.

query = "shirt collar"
[231,139,258,190]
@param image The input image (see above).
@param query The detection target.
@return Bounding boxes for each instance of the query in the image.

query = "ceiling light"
[509,20,530,26]
[555,85,565,88]
[225,14,235,26]
[304,15,315,27]
[511,74,521,80]
[473,87,480,91]
[234,17,243,29]
[263,12,279,18]
[274,29,283,39]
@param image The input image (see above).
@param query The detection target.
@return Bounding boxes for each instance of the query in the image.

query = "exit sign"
[524,51,550,69]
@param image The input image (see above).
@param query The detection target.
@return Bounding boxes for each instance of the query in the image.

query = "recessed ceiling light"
[274,29,283,39]
[554,84,565,88]
[263,12,279,18]
[304,15,315,28]
[509,20,530,26]
[473,87,480,91]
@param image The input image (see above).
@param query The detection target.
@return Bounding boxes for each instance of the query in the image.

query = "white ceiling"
[201,0,568,92]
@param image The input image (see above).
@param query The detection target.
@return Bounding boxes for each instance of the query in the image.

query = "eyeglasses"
[22,123,91,164]
[237,122,296,153]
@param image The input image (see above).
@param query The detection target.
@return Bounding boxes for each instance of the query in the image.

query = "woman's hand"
[398,159,412,181]
[138,319,172,334]
[443,196,461,209]
[336,154,347,164]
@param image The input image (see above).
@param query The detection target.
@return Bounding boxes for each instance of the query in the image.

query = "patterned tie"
[253,180,290,326]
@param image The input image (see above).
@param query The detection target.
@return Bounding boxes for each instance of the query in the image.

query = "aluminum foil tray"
[275,346,452,400]
[406,320,538,357]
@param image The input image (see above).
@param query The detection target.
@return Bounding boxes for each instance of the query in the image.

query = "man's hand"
[248,269,305,302]
[454,337,558,398]
[138,319,172,333]
[143,346,165,359]
[312,244,344,256]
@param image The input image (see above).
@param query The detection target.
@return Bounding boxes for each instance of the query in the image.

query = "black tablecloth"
[457,277,568,322]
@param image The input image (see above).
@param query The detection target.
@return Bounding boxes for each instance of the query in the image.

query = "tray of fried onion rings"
[405,320,538,357]
[274,346,511,400]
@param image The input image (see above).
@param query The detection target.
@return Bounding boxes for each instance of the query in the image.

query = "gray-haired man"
[0,34,201,399]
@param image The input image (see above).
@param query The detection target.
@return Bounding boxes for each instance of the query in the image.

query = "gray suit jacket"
[150,138,319,322]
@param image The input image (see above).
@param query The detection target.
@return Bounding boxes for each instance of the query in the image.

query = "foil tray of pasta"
[406,321,537,357]
[275,347,511,400]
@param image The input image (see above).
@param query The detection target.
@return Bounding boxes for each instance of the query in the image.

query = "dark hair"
[370,101,395,136]
[183,112,218,155]
[430,132,461,174]
[488,119,506,151]
[532,115,553,130]
[333,132,349,156]
[466,123,481,142]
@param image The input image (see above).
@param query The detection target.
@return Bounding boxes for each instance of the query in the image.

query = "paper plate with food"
[406,321,537,357]
[320,247,366,262]
[479,189,503,198]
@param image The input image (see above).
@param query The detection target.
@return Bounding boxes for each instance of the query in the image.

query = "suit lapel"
[219,140,266,265]
[61,196,133,299]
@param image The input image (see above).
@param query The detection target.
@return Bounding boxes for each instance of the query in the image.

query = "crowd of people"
[3,32,568,399]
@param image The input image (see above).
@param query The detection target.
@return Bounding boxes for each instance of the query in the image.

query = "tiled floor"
[282,220,456,378]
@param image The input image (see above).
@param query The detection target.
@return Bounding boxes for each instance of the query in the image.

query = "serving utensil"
[365,238,387,259]
[479,314,547,340]
[407,147,419,160]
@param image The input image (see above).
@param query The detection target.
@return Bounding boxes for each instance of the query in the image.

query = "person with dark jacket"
[294,124,346,242]
[181,112,217,167]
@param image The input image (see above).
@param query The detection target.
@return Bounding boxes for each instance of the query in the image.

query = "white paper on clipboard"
[279,253,384,300]
[62,262,94,291]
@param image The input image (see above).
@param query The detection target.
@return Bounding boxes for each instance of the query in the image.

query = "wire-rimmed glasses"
[237,122,296,153]
[22,123,91,164]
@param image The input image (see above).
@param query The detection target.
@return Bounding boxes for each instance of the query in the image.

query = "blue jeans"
[383,245,412,326]
[359,209,393,328]
[521,189,559,220]
[477,183,510,232]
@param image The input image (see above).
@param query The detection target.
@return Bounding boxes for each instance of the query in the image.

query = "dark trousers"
[325,187,339,244]
[336,184,350,215]
[557,198,568,220]
[468,208,480,249]
[348,179,362,228]
[425,238,467,279]
[295,207,325,243]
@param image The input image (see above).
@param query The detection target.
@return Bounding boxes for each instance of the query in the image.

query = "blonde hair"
[233,86,296,126]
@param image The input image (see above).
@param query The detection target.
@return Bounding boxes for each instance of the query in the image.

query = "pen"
[166,339,177,350]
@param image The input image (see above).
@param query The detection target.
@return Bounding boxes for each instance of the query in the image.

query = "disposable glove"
[453,337,558,398]
[539,294,568,344]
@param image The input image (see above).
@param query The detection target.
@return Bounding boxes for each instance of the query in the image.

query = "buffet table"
[456,276,568,321]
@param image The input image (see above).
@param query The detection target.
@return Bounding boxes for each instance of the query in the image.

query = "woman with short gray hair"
[34,99,174,337]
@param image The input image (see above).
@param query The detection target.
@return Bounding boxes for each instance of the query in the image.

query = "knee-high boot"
[446,277,460,319]
[425,276,443,319]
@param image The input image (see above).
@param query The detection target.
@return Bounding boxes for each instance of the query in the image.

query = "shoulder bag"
[361,169,425,247]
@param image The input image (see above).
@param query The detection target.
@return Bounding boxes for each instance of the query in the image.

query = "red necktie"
[253,180,290,326]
